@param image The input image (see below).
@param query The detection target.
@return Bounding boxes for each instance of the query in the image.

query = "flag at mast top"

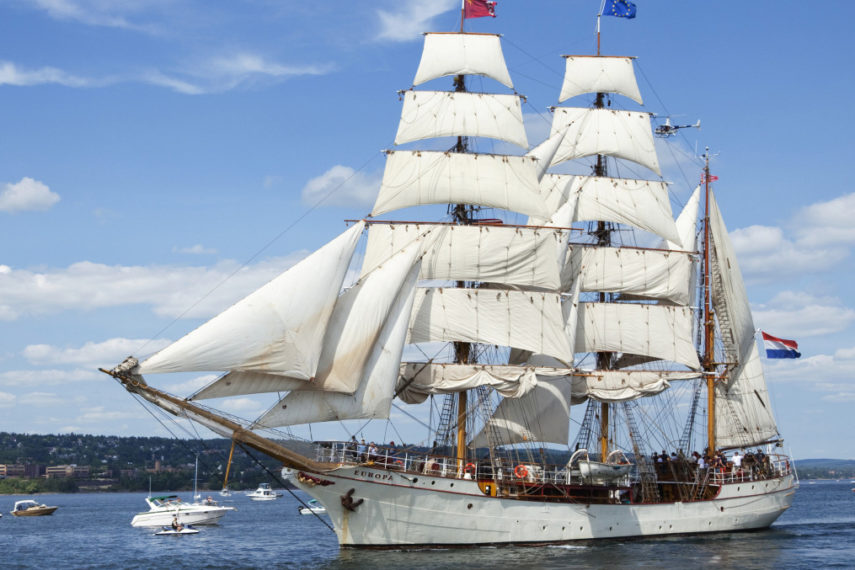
[463,0,497,21]
[596,0,636,54]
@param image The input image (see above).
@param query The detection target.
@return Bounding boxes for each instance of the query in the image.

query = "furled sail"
[255,264,421,427]
[395,91,528,148]
[549,108,660,175]
[575,302,701,370]
[413,33,513,88]
[407,288,575,364]
[395,363,565,404]
[371,151,548,219]
[561,245,693,305]
[539,175,679,244]
[138,222,364,379]
[558,56,643,104]
[580,370,700,403]
[362,223,565,290]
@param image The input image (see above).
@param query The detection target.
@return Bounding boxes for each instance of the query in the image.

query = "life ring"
[514,464,528,479]
[464,462,476,474]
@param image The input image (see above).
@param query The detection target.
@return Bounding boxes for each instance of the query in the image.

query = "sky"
[1,1,854,460]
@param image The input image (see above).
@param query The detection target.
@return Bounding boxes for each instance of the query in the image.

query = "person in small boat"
[171,515,183,531]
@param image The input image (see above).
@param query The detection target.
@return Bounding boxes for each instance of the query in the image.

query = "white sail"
[395,91,528,149]
[395,363,559,405]
[407,288,575,364]
[303,237,427,394]
[708,189,756,367]
[413,33,513,88]
[191,370,303,400]
[543,176,679,243]
[469,375,583,447]
[362,223,565,290]
[715,341,779,448]
[371,151,548,219]
[550,107,660,175]
[562,245,693,305]
[558,56,643,104]
[669,186,701,251]
[575,302,701,370]
[580,370,700,403]
[526,129,568,182]
[138,222,364,379]
[256,263,420,427]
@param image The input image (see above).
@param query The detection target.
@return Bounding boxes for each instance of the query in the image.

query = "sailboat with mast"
[104,5,796,548]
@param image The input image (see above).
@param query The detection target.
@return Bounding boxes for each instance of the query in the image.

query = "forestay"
[138,222,364,379]
[371,151,548,219]
[549,108,660,175]
[559,56,643,104]
[413,33,513,88]
[395,91,528,149]
[361,223,565,291]
[407,288,575,364]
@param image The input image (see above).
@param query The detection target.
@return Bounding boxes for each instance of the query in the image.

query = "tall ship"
[104,6,797,548]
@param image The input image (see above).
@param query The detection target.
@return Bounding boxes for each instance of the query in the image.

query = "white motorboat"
[11,499,58,517]
[130,495,234,527]
[298,499,326,515]
[246,482,282,501]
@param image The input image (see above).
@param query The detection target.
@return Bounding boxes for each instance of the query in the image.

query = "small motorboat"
[298,499,326,515]
[246,482,282,501]
[155,525,199,536]
[10,500,58,517]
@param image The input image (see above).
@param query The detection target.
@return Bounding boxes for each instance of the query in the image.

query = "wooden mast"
[594,87,612,461]
[453,5,471,471]
[222,439,236,492]
[702,148,717,455]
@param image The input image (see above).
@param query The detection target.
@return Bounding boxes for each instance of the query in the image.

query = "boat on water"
[298,499,326,515]
[155,525,199,536]
[103,4,797,548]
[130,495,235,527]
[10,500,58,517]
[246,483,282,501]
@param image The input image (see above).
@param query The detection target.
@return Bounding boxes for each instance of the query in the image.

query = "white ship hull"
[289,466,796,547]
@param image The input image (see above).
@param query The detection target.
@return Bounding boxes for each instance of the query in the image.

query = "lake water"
[0,480,853,569]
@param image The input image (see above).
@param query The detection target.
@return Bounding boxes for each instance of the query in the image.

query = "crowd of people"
[649,447,775,480]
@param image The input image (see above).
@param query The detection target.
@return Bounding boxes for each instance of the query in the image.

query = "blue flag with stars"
[604,0,636,19]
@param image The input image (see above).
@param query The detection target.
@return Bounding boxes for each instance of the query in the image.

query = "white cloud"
[796,192,855,247]
[27,0,158,31]
[0,367,99,387]
[752,291,855,337]
[0,177,61,213]
[730,224,846,281]
[75,405,148,423]
[219,397,266,416]
[0,61,91,87]
[301,165,382,208]
[171,374,218,396]
[0,391,15,408]
[0,253,307,321]
[376,0,457,42]
[172,244,217,255]
[19,392,83,406]
[23,337,171,366]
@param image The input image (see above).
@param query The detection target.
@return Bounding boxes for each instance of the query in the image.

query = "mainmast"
[701,148,716,454]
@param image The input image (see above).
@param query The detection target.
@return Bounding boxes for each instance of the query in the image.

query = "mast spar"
[702,147,716,455]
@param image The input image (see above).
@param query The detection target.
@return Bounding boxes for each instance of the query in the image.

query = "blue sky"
[1,1,854,459]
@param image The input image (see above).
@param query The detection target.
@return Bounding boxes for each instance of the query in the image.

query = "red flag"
[464,0,496,19]
[701,173,719,184]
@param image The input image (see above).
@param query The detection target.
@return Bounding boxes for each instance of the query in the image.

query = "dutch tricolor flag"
[761,331,801,359]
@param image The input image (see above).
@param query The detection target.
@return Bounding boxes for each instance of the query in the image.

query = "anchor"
[340,488,364,512]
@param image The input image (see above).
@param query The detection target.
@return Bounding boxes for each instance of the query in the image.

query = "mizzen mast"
[701,148,717,454]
